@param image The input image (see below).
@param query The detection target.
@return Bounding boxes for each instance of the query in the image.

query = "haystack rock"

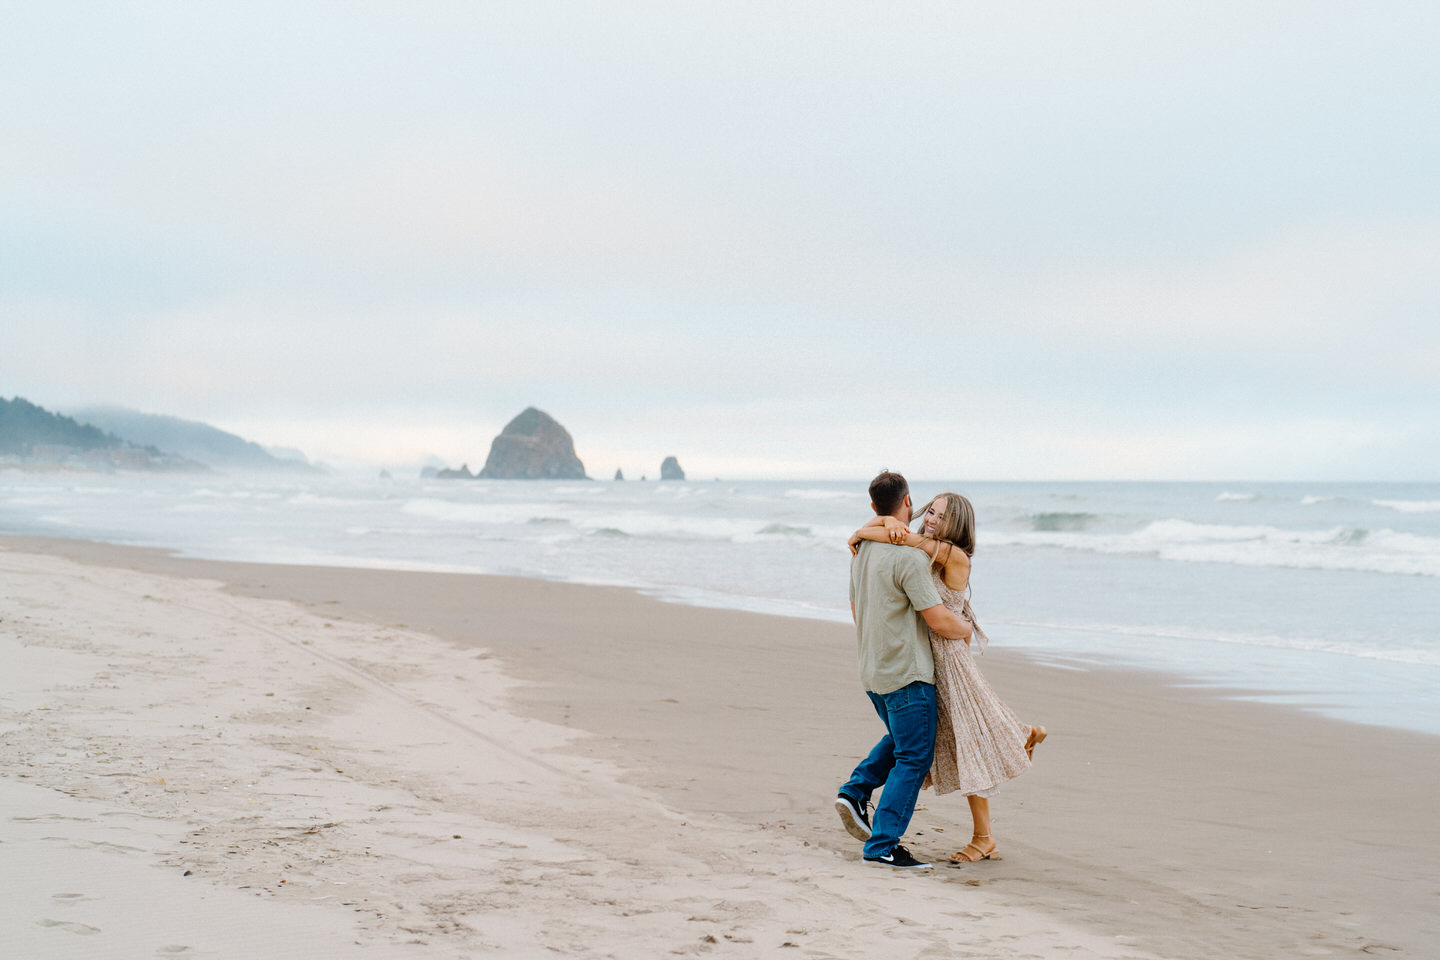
[660,456,685,481]
[614,468,624,480]
[477,408,587,480]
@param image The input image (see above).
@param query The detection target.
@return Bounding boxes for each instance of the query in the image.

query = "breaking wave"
[988,519,1440,577]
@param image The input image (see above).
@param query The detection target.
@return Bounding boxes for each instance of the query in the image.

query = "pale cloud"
[1031,223,1440,345]
[3,2,1438,480]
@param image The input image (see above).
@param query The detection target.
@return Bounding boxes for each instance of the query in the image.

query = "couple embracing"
[835,471,1046,869]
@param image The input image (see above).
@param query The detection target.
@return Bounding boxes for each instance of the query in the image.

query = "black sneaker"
[834,794,871,841]
[863,844,931,869]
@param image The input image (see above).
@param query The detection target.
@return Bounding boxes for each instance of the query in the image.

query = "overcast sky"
[3,2,1437,480]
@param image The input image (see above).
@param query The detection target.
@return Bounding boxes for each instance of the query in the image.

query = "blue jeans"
[840,681,937,859]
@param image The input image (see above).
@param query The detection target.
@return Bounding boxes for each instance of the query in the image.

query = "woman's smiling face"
[922,499,945,537]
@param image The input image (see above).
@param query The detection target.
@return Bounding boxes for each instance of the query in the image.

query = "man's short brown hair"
[869,470,909,516]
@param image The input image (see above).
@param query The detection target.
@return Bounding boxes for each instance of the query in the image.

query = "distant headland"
[0,396,320,474]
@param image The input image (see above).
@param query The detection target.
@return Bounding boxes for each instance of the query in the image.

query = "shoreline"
[4,534,1438,958]
[5,472,1437,743]
[12,531,1437,738]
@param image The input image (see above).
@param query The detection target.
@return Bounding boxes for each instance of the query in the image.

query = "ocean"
[4,473,1438,735]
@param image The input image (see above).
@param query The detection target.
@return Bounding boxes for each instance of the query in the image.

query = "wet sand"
[3,534,1436,958]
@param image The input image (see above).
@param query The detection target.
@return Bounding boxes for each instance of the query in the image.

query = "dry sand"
[2,535,1436,959]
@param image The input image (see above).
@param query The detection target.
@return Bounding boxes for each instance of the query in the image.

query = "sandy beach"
[2,534,1436,959]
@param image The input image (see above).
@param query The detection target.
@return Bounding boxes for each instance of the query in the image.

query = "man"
[835,470,973,868]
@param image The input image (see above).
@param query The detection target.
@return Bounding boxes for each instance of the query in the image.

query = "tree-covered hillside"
[67,405,318,473]
[0,396,121,454]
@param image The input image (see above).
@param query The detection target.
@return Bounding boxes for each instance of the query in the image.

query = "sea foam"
[1374,499,1440,514]
[987,518,1440,577]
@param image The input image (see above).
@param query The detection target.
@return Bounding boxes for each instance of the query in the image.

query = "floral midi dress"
[925,570,1032,797]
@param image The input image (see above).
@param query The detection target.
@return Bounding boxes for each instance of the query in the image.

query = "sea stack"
[614,468,624,481]
[477,408,587,480]
[660,456,685,481]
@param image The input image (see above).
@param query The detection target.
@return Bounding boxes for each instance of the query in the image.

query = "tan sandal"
[1025,725,1047,760]
[949,834,997,863]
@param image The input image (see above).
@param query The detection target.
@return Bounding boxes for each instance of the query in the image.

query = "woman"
[849,493,1046,863]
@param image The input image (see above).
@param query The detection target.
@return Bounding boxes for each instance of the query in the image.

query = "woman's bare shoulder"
[940,547,970,591]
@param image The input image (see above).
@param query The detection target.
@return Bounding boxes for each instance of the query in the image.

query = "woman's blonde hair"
[916,492,976,567]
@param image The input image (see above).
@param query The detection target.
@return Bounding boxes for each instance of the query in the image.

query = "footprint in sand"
[36,918,101,934]
[13,814,94,823]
